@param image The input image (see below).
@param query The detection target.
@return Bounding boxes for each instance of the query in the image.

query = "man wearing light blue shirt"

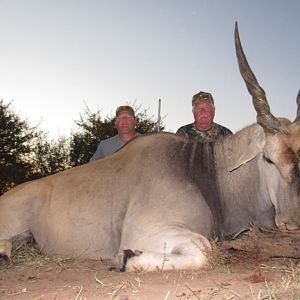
[90,105,141,161]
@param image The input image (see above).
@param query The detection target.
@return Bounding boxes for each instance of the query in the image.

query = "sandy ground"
[0,248,299,300]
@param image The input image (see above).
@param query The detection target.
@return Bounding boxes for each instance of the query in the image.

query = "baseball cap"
[115,105,135,118]
[192,91,214,106]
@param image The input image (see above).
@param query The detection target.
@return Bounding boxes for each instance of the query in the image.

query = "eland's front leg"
[122,231,211,272]
[0,240,12,262]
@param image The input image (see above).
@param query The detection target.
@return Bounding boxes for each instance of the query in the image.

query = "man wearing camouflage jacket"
[176,91,232,141]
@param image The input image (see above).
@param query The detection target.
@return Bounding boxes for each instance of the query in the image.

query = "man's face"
[193,101,215,131]
[115,110,137,134]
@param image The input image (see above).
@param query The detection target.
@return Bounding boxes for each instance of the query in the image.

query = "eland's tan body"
[0,24,299,271]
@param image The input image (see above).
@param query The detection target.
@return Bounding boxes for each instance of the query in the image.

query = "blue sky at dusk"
[0,0,299,138]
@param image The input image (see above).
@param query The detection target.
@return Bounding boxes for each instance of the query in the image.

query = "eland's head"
[235,23,300,231]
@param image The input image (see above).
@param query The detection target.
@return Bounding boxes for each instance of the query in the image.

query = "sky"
[0,0,299,139]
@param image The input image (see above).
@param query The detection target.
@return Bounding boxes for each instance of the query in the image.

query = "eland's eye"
[263,155,273,164]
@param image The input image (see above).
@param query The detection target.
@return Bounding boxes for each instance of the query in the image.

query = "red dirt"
[0,255,299,299]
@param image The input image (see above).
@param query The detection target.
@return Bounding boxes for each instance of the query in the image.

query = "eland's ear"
[229,132,265,172]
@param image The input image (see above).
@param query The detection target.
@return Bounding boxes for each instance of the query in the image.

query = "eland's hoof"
[108,249,143,272]
[0,253,9,266]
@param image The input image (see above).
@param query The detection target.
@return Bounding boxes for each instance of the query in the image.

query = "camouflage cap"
[115,105,135,118]
[192,91,214,106]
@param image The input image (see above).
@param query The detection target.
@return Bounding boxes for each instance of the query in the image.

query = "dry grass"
[205,239,230,269]
[0,241,44,269]
[206,238,258,271]
[1,240,300,299]
[281,260,300,290]
[205,239,300,299]
[0,240,74,270]
[246,259,300,299]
